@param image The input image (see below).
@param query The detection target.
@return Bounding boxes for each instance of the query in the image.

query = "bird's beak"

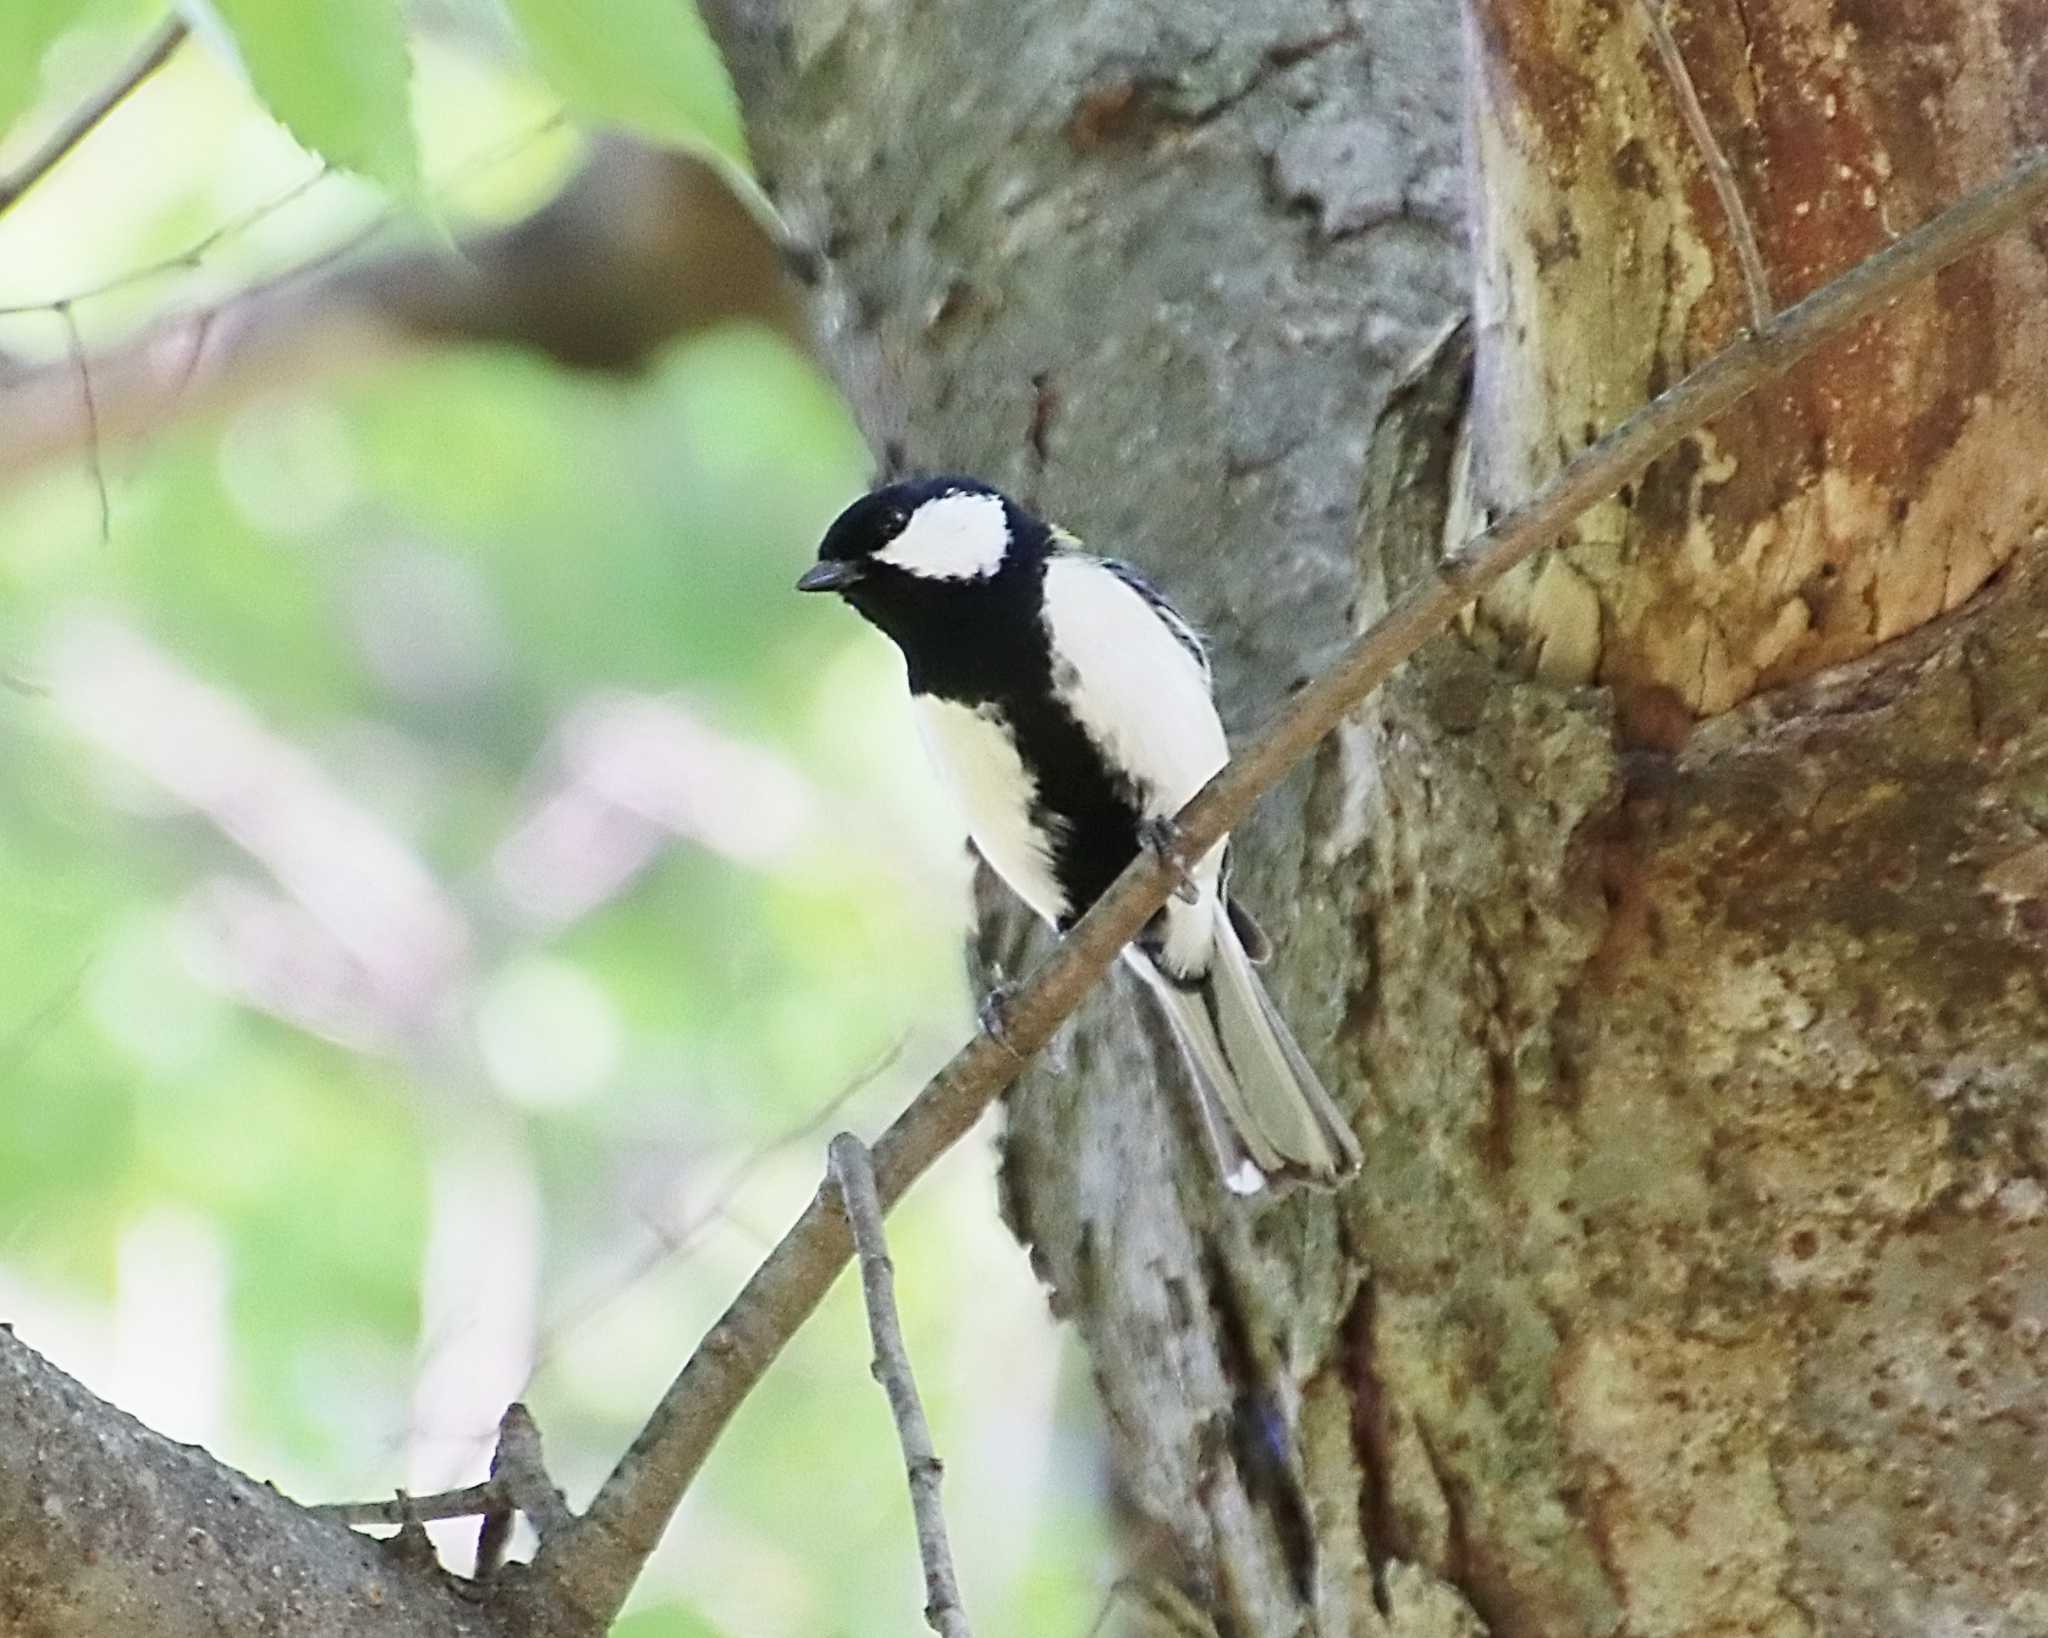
[796,560,865,593]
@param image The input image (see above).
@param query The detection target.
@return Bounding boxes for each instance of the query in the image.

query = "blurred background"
[0,4,1111,1634]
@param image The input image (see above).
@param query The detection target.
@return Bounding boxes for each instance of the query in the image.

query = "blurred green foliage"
[0,8,1109,1636]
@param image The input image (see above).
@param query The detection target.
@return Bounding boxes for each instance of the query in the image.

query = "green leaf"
[202,0,420,195]
[503,0,746,165]
[0,0,100,148]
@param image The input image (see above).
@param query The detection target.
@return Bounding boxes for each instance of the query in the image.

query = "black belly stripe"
[894,566,1146,930]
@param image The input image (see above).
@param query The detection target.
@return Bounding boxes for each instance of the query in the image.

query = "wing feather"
[1097,556,1212,685]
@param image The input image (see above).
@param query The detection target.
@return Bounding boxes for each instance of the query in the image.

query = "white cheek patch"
[875,490,1011,580]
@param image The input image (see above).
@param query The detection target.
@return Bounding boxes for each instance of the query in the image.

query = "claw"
[977,978,1025,1058]
[1139,817,1202,905]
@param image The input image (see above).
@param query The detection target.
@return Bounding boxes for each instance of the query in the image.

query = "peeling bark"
[715,0,2048,1634]
[1463,0,2048,717]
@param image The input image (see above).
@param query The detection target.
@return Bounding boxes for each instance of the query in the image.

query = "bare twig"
[1,111,559,327]
[312,1482,503,1529]
[473,1492,516,1585]
[0,165,332,320]
[524,1032,906,1376]
[0,129,804,490]
[53,302,109,541]
[317,1402,572,1554]
[535,147,2048,1628]
[0,14,188,218]
[829,1134,974,1638]
[475,1401,574,1582]
[490,1402,574,1541]
[1635,0,1772,330]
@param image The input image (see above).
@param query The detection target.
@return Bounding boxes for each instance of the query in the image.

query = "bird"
[797,475,1362,1194]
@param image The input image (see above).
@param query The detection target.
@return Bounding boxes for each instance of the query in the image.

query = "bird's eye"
[884,507,909,533]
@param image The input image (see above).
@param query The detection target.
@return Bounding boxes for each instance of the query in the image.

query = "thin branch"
[475,1400,576,1582]
[0,14,188,218]
[1636,0,1772,330]
[524,1031,906,1378]
[829,1134,974,1638]
[0,116,563,541]
[53,301,109,542]
[0,164,332,318]
[312,1483,503,1529]
[315,1403,572,1546]
[0,131,802,488]
[535,146,2048,1628]
[490,1402,574,1541]
[0,111,559,323]
[0,116,581,340]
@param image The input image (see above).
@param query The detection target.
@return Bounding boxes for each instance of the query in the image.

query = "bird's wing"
[1094,556,1213,687]
[1039,552,1228,833]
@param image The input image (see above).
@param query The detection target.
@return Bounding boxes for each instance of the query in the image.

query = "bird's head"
[796,479,1049,640]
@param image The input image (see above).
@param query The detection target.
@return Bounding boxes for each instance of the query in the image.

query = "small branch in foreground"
[491,1401,575,1541]
[53,301,109,542]
[533,145,2048,1629]
[0,14,188,217]
[1635,0,1772,330]
[312,1483,502,1529]
[313,1401,572,1549]
[829,1134,974,1638]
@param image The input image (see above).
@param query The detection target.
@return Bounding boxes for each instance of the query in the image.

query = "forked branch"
[312,1402,571,1552]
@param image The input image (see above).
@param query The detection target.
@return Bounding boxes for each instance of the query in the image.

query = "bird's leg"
[976,967,1028,1060]
[1138,816,1202,905]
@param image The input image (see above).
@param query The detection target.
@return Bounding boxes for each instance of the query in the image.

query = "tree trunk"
[1465,0,2048,715]
[715,0,2048,1634]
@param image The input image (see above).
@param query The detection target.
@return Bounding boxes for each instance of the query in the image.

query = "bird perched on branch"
[798,477,1361,1193]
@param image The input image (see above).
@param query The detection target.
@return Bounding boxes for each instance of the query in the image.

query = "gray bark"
[0,1328,542,1637]
[715,0,2048,1634]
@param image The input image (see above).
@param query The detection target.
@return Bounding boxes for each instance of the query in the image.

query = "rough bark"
[0,1328,563,1638]
[715,0,2048,1635]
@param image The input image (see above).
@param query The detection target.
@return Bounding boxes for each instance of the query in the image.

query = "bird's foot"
[977,978,1024,1058]
[1138,817,1202,905]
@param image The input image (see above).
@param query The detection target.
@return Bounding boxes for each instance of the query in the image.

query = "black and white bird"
[798,476,1362,1193]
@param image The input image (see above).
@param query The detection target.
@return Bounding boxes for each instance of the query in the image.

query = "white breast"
[913,695,1071,924]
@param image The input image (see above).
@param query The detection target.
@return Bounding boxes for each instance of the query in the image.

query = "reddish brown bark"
[1466,0,2048,717]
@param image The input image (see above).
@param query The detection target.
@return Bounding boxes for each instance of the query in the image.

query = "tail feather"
[1128,903,1363,1193]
